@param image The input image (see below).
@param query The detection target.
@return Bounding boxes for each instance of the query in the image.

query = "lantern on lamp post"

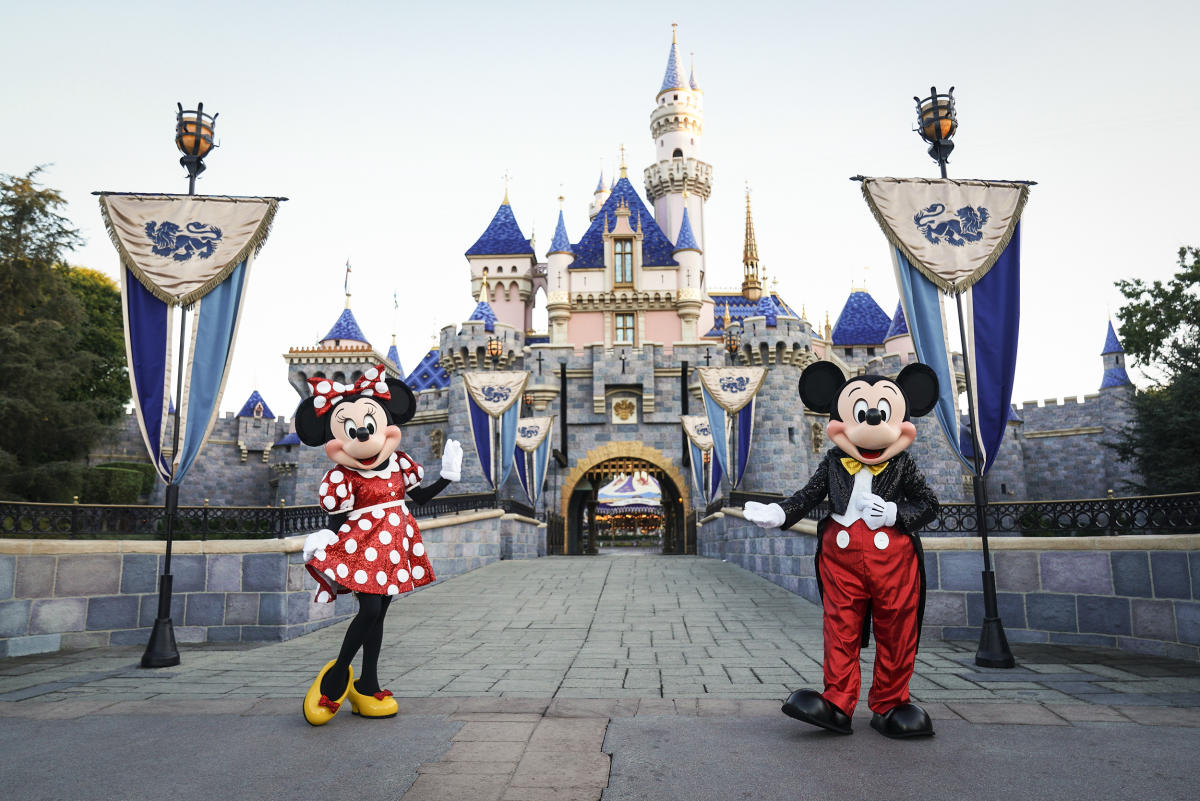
[914,86,957,178]
[486,335,503,369]
[175,102,218,195]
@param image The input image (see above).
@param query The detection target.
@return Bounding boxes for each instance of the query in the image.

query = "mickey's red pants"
[818,517,920,717]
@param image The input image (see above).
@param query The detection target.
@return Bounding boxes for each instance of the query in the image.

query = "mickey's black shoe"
[870,702,934,739]
[781,689,853,735]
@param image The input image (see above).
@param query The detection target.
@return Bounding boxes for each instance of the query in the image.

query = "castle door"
[564,456,687,555]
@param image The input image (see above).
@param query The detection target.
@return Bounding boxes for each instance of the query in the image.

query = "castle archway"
[559,443,693,555]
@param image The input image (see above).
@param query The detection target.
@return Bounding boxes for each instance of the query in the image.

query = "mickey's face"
[826,378,916,465]
[325,397,403,471]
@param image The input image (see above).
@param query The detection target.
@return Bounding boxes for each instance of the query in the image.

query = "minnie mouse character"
[745,361,940,739]
[294,366,463,726]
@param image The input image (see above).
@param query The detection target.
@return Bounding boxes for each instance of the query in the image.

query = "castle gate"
[558,443,693,556]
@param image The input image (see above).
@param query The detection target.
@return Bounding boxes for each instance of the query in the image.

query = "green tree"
[1111,246,1200,494]
[0,168,129,501]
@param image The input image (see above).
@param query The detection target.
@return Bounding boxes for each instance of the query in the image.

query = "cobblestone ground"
[3,554,1199,801]
[3,554,1199,712]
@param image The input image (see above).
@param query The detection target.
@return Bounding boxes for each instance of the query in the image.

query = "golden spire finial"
[741,182,762,300]
[672,22,678,44]
[478,267,490,303]
[619,144,627,179]
[502,169,511,205]
[722,303,731,327]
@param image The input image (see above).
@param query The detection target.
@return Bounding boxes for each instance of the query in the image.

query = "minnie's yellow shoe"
[347,682,399,718]
[303,660,353,726]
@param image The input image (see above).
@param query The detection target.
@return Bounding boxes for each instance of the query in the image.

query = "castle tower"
[673,206,703,341]
[741,188,763,302]
[465,192,537,333]
[1100,320,1132,389]
[284,295,396,398]
[644,25,712,269]
[546,203,575,345]
[588,170,610,221]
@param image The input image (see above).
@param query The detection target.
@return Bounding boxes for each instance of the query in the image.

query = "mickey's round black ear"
[294,397,329,447]
[383,378,417,425]
[798,361,846,414]
[896,363,940,418]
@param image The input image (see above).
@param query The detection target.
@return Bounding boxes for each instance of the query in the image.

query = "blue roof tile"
[547,210,573,256]
[236,390,275,419]
[571,177,678,269]
[831,291,891,346]
[321,308,369,344]
[525,334,550,345]
[885,301,909,339]
[1100,366,1132,389]
[689,63,701,91]
[1102,321,1124,355]
[660,39,688,94]
[276,431,301,447]
[465,202,535,257]
[754,295,777,327]
[386,344,404,376]
[673,208,700,252]
[704,292,800,337]
[405,349,450,392]
[467,300,497,332]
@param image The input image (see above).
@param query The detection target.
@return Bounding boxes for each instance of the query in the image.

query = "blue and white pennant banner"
[696,367,766,490]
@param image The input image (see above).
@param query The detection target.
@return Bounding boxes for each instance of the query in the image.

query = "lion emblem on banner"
[913,203,989,247]
[144,220,224,261]
[482,386,511,403]
[720,376,750,393]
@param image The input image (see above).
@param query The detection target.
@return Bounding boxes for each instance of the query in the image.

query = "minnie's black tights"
[319,592,392,699]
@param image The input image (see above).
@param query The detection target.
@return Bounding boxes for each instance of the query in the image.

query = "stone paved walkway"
[2,554,1199,800]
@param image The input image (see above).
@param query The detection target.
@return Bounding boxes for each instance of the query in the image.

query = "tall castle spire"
[741,187,762,301]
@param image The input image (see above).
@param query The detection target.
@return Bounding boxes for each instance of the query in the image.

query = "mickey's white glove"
[744,501,786,529]
[441,439,463,482]
[302,528,338,562]
[858,493,897,530]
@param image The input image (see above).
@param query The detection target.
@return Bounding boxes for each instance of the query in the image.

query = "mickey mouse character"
[745,361,940,738]
[294,366,463,726]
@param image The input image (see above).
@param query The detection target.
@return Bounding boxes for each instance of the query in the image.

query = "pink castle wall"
[569,312,604,351]
[644,310,680,351]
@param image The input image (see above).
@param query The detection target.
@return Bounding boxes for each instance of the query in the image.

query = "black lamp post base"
[142,617,180,668]
[976,616,1015,668]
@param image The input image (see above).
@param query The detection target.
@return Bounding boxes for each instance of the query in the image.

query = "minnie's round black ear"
[384,378,417,424]
[294,397,329,446]
[896,362,940,418]
[798,361,846,414]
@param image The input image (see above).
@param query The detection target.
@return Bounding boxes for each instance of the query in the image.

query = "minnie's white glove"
[441,439,463,482]
[744,501,786,529]
[302,529,338,562]
[858,493,898,530]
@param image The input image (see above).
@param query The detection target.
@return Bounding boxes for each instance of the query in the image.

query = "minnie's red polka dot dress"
[305,450,435,603]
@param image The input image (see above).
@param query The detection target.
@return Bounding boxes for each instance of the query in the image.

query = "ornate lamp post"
[722,308,742,364]
[913,88,1014,669]
[143,101,219,669]
[176,102,218,195]
[486,335,503,369]
[914,86,956,179]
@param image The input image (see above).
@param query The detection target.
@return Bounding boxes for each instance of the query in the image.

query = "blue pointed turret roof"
[322,307,369,344]
[1102,320,1124,355]
[594,171,608,193]
[276,431,301,447]
[405,349,450,392]
[465,200,535,257]
[660,37,688,94]
[885,301,909,339]
[236,390,275,419]
[706,292,800,337]
[689,63,701,91]
[468,298,498,332]
[673,208,700,252]
[386,343,404,376]
[831,291,892,346]
[1100,367,1132,389]
[571,177,678,269]
[547,210,573,256]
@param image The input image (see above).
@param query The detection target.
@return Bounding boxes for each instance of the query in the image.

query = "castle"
[91,29,1138,548]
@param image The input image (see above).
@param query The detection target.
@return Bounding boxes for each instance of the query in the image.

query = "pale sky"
[4,0,1198,422]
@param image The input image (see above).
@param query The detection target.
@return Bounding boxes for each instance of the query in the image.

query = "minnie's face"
[325,397,402,471]
[826,379,916,465]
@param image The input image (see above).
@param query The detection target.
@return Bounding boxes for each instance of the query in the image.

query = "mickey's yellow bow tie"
[840,457,889,476]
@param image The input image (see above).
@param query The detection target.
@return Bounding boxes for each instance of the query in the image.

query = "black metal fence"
[708,491,1200,536]
[0,492,533,541]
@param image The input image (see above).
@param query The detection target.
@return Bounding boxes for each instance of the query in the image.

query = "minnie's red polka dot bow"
[308,365,392,416]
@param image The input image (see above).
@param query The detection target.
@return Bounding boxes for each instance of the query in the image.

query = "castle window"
[844,348,854,357]
[673,94,678,100]
[672,148,683,158]
[614,238,634,284]
[253,402,264,419]
[866,347,876,357]
[615,313,635,344]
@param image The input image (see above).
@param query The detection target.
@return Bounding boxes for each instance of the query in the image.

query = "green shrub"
[95,461,157,497]
[81,467,143,504]
[8,461,86,502]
